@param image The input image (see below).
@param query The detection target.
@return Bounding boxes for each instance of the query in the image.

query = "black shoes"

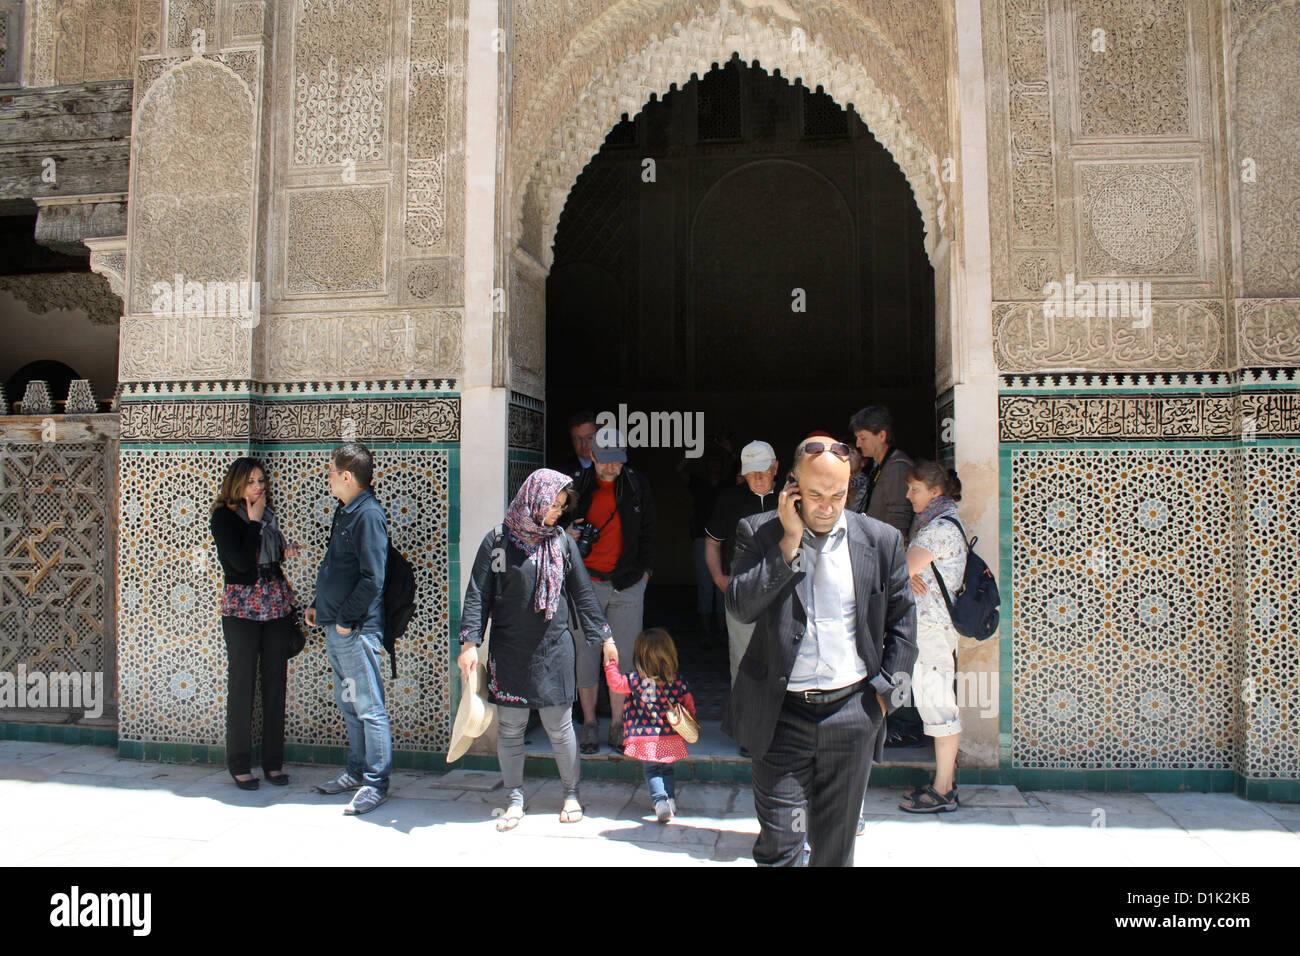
[231,773,260,791]
[264,771,290,786]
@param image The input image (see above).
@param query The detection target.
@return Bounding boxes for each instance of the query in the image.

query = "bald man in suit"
[724,437,918,866]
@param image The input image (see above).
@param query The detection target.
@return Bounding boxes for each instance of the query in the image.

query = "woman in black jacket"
[210,457,301,790]
[457,468,617,830]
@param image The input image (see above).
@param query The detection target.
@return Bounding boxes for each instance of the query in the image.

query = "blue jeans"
[642,760,676,803]
[325,627,392,793]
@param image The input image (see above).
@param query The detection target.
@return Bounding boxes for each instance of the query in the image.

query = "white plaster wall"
[0,290,119,404]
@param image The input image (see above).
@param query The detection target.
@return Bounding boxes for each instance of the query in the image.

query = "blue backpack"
[929,515,1001,640]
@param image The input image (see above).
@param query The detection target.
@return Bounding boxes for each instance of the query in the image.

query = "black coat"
[459,527,612,708]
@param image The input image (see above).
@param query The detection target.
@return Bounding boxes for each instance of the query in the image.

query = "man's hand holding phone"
[778,475,804,564]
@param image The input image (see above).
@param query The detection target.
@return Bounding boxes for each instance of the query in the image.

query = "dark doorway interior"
[544,58,936,726]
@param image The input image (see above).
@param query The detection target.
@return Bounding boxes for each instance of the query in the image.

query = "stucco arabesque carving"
[85,236,128,306]
[516,1,950,270]
[0,271,122,326]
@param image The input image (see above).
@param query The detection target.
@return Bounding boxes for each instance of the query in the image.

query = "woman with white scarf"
[210,457,301,790]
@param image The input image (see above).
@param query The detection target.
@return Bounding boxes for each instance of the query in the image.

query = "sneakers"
[315,771,362,794]
[667,798,677,817]
[344,786,389,815]
[654,800,673,822]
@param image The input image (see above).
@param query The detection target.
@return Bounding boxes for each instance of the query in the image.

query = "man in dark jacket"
[724,437,917,866]
[850,405,914,538]
[568,426,655,754]
[305,443,392,815]
[851,405,924,749]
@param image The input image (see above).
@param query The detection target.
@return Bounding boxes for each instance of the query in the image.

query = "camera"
[574,521,601,558]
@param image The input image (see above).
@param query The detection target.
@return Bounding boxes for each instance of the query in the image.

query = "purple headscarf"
[503,468,573,621]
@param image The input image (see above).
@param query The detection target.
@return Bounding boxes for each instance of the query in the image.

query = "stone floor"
[2,741,1297,866]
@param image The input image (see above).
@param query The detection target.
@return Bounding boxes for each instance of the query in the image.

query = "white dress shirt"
[787,511,870,692]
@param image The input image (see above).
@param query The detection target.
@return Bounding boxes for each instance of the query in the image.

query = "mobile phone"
[784,472,801,513]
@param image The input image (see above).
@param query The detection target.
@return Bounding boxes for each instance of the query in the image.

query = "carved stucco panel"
[1077,161,1203,278]
[1237,298,1300,367]
[405,0,450,252]
[1067,0,1191,139]
[291,0,389,168]
[231,1,267,40]
[509,257,545,397]
[983,0,1061,300]
[119,315,253,380]
[1232,1,1300,297]
[127,58,257,332]
[993,299,1226,372]
[0,271,122,326]
[135,49,260,109]
[263,311,464,381]
[32,0,136,85]
[165,0,216,51]
[284,186,387,295]
[137,0,162,55]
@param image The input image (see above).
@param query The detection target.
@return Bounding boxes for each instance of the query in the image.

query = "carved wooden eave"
[0,80,132,217]
[35,193,128,257]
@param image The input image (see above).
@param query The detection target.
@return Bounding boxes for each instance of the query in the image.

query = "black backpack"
[382,544,416,678]
[928,515,1001,640]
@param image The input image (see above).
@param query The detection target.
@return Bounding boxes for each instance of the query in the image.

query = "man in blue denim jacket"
[304,443,392,814]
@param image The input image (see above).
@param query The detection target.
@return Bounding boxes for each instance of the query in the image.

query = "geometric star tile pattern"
[1011,448,1237,770]
[116,447,452,752]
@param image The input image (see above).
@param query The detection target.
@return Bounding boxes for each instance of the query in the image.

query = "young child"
[603,627,695,822]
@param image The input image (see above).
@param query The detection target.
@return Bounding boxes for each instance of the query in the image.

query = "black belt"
[786,679,865,706]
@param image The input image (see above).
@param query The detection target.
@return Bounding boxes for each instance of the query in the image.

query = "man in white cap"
[568,426,656,754]
[706,440,780,690]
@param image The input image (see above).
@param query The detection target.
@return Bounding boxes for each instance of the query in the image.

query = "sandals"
[559,792,583,824]
[495,805,524,831]
[899,784,959,813]
[496,787,526,831]
[579,721,599,755]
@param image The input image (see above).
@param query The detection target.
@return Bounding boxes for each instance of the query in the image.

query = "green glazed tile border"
[0,723,118,747]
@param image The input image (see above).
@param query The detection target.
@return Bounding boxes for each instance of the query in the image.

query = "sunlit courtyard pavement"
[2,741,1297,866]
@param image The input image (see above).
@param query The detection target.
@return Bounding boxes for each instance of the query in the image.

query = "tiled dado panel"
[1240,443,1300,779]
[1001,374,1300,779]
[1008,445,1238,770]
[116,384,461,754]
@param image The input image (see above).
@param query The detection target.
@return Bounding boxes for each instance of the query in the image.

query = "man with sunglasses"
[723,434,917,866]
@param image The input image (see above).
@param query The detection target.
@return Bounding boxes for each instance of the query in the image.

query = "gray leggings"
[496,704,580,793]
